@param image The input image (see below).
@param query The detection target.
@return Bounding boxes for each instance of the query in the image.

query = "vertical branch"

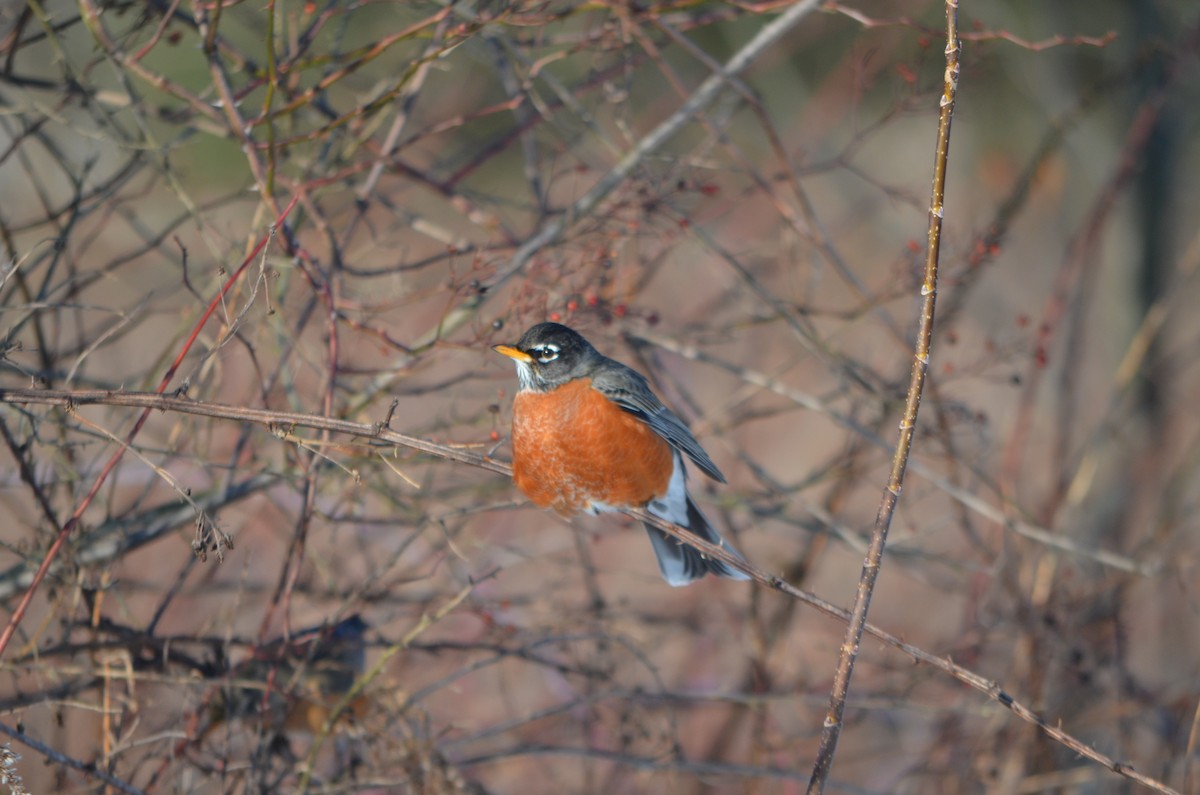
[805,2,960,792]
[262,0,280,197]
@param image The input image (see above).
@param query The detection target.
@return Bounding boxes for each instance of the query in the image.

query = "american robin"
[493,322,749,586]
[200,614,370,737]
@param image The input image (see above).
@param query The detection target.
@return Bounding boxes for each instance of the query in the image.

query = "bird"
[199,614,371,738]
[492,322,750,586]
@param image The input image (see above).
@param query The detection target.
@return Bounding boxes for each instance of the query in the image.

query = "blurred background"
[0,1,1198,793]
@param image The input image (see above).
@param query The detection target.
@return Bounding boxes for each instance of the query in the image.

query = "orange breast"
[510,378,674,516]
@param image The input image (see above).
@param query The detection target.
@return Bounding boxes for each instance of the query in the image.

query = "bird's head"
[492,322,601,391]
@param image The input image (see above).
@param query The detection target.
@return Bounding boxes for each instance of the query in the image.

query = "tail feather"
[643,496,750,587]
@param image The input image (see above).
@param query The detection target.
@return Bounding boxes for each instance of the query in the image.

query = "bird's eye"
[531,344,559,363]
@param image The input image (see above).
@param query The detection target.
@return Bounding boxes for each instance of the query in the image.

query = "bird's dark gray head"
[492,322,602,391]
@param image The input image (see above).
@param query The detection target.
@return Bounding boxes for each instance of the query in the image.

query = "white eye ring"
[532,343,559,363]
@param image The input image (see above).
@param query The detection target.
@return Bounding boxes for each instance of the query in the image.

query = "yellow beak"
[492,344,533,363]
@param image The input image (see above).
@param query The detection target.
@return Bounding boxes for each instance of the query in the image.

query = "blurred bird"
[199,613,370,738]
[493,322,750,586]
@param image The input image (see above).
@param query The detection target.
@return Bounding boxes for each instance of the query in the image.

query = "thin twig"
[807,2,958,792]
[0,721,148,795]
[0,388,508,475]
